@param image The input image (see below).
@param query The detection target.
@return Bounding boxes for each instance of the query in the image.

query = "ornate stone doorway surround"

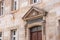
[22,6,47,40]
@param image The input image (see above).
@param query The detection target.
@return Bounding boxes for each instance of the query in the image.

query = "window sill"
[30,2,41,6]
[11,9,19,14]
[0,9,19,18]
[0,14,5,18]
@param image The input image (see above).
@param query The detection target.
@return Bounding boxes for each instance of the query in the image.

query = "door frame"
[25,22,45,40]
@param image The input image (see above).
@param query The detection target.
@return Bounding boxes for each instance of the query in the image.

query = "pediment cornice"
[22,6,47,21]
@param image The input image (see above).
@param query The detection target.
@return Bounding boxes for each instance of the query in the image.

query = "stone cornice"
[22,6,47,21]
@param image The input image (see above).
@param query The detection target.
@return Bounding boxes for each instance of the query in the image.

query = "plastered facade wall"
[0,0,60,40]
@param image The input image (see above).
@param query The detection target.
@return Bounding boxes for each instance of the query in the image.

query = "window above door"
[30,26,42,32]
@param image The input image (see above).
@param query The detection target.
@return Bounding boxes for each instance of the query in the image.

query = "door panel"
[38,31,42,40]
[31,32,37,40]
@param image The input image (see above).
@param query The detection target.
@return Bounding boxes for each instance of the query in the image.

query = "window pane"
[11,0,17,10]
[14,1,16,10]
[58,20,60,33]
[0,33,2,37]
[11,30,16,35]
[37,26,42,31]
[0,0,4,16]
[1,7,3,15]
[30,26,42,32]
[14,31,16,35]
[34,0,37,3]
[13,37,15,40]
[11,30,17,40]
[31,27,37,32]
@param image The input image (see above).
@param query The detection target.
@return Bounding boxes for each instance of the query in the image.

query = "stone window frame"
[0,0,4,16]
[58,20,60,35]
[11,29,17,40]
[30,0,41,4]
[8,26,19,40]
[56,20,60,40]
[0,32,2,40]
[11,0,18,11]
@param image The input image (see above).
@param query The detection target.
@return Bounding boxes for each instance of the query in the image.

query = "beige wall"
[0,0,60,40]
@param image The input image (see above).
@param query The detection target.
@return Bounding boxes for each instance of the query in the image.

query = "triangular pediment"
[22,7,47,21]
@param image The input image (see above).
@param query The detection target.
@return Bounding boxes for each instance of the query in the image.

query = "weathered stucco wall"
[0,0,60,40]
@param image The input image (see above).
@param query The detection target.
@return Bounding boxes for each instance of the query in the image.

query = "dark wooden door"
[30,26,42,40]
[38,31,42,40]
[31,32,37,40]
